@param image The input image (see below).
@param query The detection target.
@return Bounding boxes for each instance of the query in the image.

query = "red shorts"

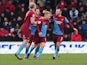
[29,35,34,44]
[34,32,46,44]
[34,37,46,44]
[53,34,63,43]
[19,27,31,40]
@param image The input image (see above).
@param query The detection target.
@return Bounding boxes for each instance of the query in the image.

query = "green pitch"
[0,54,87,65]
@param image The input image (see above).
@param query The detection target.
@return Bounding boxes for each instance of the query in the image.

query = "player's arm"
[64,17,78,31]
[36,21,42,36]
[30,16,37,26]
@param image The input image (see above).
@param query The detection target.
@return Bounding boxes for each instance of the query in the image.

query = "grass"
[0,54,87,65]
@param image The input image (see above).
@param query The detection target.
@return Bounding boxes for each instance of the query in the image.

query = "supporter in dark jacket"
[81,20,87,40]
[82,20,87,33]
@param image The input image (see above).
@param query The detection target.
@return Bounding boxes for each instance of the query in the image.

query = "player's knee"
[56,42,60,47]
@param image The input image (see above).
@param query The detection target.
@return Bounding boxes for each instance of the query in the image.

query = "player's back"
[21,10,35,30]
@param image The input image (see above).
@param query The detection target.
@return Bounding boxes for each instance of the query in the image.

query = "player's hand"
[38,32,42,36]
[33,21,37,26]
[73,28,78,31]
[43,10,46,13]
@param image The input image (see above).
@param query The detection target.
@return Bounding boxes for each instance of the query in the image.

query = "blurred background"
[0,0,87,41]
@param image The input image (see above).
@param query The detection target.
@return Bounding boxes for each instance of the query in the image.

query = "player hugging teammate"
[15,3,77,60]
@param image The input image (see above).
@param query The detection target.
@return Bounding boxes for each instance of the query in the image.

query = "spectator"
[68,1,77,9]
[78,1,83,9]
[0,13,5,22]
[37,0,44,7]
[3,17,9,30]
[14,23,20,34]
[73,21,78,29]
[10,11,16,21]
[56,0,67,10]
[0,17,1,27]
[84,1,87,12]
[63,34,70,41]
[0,28,14,41]
[4,8,11,19]
[81,20,87,40]
[0,1,5,14]
[0,28,14,37]
[81,12,87,20]
[78,6,85,17]
[82,20,87,33]
[78,26,85,41]
[62,8,69,18]
[18,3,25,8]
[0,28,9,37]
[18,8,26,18]
[8,22,14,32]
[71,30,82,41]
[69,7,79,21]
[16,16,23,26]
[0,13,5,27]
[5,0,16,12]
[76,18,82,25]
[11,18,17,28]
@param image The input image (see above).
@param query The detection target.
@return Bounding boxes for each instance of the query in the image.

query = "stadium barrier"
[0,42,87,54]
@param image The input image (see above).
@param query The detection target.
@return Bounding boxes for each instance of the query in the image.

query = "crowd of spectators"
[0,0,87,41]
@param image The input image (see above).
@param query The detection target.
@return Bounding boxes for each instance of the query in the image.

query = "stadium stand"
[0,0,87,41]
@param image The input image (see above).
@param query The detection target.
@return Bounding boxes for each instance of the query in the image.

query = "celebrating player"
[26,10,51,60]
[52,8,77,60]
[24,8,41,60]
[15,3,37,60]
[33,8,41,59]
